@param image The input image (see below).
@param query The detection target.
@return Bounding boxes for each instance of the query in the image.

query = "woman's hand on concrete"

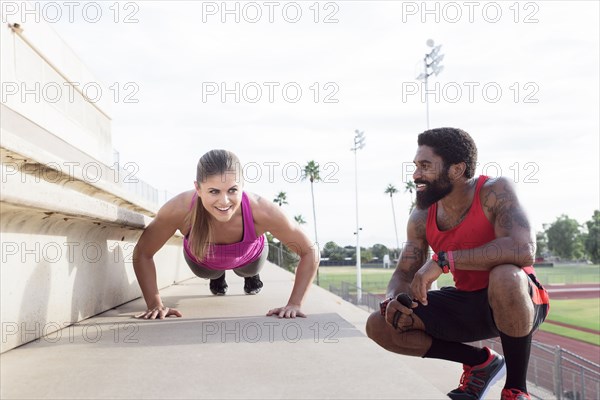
[135,305,182,320]
[266,304,306,319]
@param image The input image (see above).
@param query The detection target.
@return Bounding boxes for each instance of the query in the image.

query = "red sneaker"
[447,347,506,400]
[501,388,531,400]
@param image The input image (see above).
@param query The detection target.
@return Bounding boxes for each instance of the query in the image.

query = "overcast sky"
[45,0,599,248]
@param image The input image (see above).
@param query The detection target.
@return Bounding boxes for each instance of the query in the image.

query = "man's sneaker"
[209,274,228,295]
[244,274,263,295]
[447,347,506,400]
[501,388,531,400]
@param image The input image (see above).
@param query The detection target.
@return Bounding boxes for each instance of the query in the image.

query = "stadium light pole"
[351,129,365,303]
[416,39,445,129]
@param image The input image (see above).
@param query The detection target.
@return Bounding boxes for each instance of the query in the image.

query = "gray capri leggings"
[183,240,268,279]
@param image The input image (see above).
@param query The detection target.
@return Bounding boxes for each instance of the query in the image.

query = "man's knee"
[366,311,386,342]
[488,264,532,316]
[489,264,528,295]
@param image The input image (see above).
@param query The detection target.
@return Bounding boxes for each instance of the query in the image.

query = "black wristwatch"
[432,251,450,274]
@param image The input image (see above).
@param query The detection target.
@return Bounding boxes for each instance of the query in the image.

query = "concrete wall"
[0,16,194,353]
[1,15,112,165]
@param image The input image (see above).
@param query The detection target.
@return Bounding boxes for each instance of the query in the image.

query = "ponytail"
[187,195,213,262]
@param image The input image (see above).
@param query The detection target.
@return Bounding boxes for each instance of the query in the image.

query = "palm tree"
[273,191,288,207]
[302,161,320,246]
[294,215,306,225]
[385,184,400,258]
[302,160,320,285]
[272,191,288,266]
[404,181,416,214]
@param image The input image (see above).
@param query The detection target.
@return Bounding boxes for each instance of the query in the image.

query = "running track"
[537,284,599,363]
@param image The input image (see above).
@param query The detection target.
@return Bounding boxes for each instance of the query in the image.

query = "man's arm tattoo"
[483,185,530,231]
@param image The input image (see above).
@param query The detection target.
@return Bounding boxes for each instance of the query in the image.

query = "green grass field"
[539,324,599,346]
[315,266,465,292]
[316,264,600,293]
[545,299,600,331]
[539,298,600,346]
[533,264,600,285]
[315,264,600,345]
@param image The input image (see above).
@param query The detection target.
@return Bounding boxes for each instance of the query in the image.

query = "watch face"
[438,251,448,267]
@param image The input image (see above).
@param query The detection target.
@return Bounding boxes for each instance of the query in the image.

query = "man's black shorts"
[412,274,550,343]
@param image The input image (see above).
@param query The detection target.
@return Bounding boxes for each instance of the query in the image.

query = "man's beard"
[415,172,453,210]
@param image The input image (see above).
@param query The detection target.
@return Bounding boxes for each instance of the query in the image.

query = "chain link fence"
[267,242,300,273]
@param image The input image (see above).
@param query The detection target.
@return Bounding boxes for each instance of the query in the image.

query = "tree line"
[321,242,394,263]
[536,210,599,263]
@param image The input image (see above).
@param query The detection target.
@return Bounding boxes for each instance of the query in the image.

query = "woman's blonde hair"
[187,149,242,261]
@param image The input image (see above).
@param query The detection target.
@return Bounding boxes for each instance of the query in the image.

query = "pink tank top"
[183,192,266,270]
[426,176,535,291]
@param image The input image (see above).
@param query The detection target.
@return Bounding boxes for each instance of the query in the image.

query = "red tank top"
[426,175,534,291]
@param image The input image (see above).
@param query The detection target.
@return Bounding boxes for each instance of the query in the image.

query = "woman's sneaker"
[447,347,506,400]
[209,274,228,295]
[244,274,263,294]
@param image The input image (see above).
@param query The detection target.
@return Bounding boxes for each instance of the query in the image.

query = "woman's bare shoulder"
[245,191,269,221]
[245,191,269,212]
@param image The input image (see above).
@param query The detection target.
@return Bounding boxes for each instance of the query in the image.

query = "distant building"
[383,254,391,269]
